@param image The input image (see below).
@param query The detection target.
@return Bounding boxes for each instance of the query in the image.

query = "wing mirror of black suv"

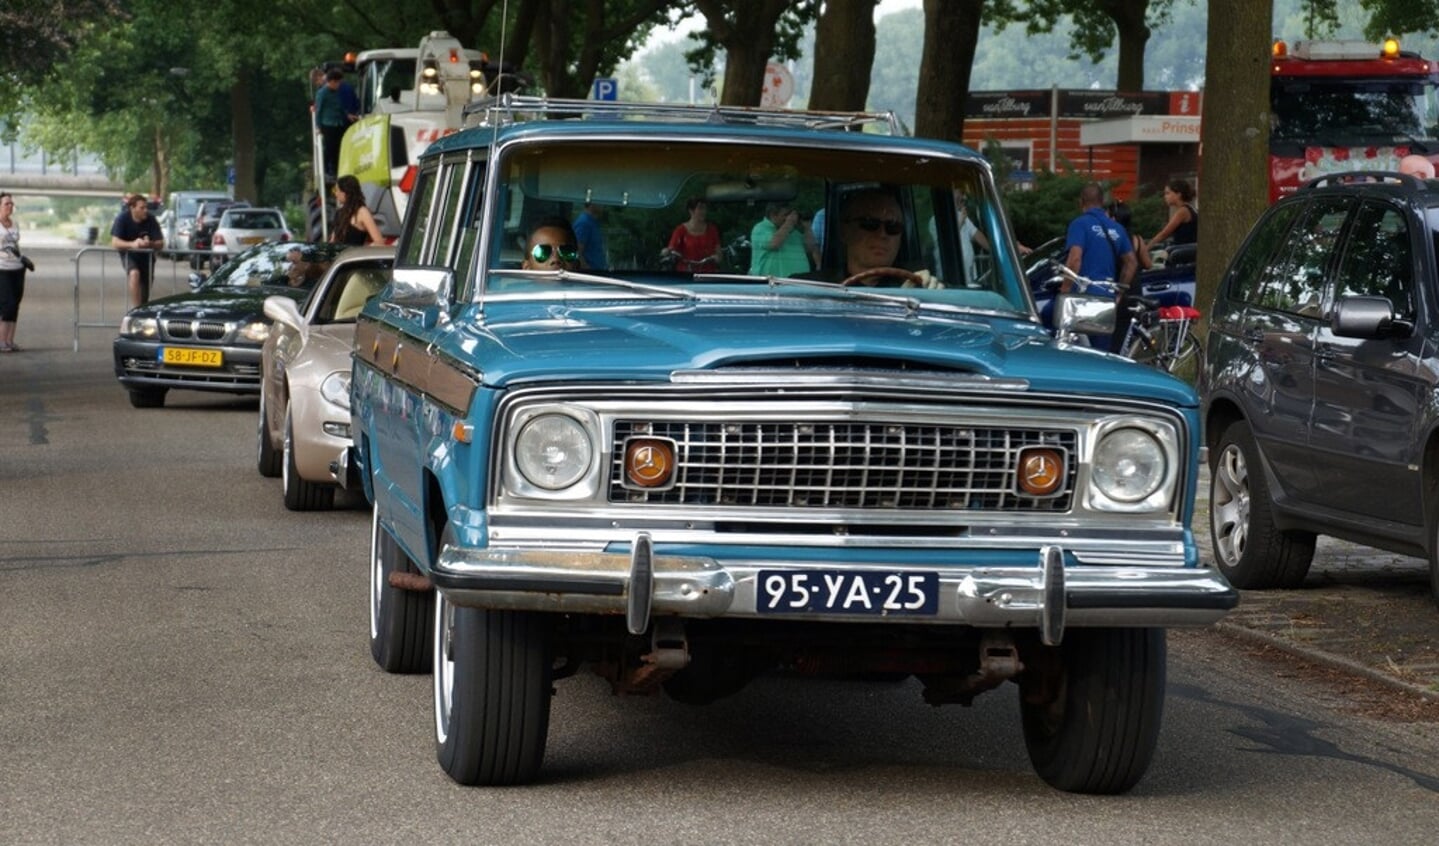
[1331,295,1415,339]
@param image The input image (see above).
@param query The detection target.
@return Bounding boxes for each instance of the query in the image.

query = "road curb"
[1214,620,1439,704]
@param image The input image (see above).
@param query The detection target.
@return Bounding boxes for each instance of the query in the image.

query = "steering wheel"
[839,266,925,288]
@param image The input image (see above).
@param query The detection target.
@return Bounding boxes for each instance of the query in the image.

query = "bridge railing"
[70,248,217,351]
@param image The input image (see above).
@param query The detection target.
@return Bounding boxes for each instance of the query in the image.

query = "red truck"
[1269,37,1439,202]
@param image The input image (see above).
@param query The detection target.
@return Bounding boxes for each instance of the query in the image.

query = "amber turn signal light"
[624,438,675,488]
[1017,447,1065,496]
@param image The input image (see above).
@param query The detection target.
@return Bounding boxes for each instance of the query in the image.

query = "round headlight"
[1092,428,1166,503]
[320,371,351,411]
[514,414,593,491]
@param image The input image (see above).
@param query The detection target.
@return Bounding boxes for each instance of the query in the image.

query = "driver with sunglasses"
[813,187,941,289]
[522,218,582,271]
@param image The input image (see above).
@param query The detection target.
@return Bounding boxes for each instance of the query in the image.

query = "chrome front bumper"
[431,537,1238,643]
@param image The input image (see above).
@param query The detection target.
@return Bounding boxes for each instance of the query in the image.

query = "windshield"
[479,139,1029,315]
[1272,78,1439,145]
[202,243,344,291]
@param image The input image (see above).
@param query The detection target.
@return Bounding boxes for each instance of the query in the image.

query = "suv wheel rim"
[1211,443,1250,567]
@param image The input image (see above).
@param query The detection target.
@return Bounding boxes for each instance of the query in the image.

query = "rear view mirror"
[705,179,798,203]
[1332,295,1413,339]
[263,295,307,342]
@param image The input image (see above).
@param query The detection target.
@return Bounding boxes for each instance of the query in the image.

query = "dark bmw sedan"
[114,241,346,408]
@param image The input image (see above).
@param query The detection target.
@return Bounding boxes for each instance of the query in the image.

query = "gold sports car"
[257,246,394,510]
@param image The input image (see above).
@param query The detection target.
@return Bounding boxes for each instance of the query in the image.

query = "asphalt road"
[3,246,1438,843]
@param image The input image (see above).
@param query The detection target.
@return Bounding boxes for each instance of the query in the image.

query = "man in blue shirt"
[572,202,608,270]
[1064,182,1137,351]
[314,69,360,181]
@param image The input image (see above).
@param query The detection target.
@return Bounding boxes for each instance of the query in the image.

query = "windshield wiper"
[489,268,698,299]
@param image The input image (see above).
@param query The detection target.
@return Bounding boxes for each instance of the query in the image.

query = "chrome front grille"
[163,319,229,341]
[610,420,1077,511]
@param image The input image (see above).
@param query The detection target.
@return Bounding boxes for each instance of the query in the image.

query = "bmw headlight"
[238,320,270,343]
[120,315,159,338]
[1087,423,1177,512]
[514,413,594,491]
[320,371,351,411]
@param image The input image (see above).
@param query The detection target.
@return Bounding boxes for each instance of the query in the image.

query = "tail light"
[398,165,418,194]
[213,233,226,246]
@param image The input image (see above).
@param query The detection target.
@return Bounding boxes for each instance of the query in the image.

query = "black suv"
[1202,171,1439,604]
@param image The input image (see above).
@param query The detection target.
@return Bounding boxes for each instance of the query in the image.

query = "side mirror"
[383,266,454,330]
[1055,292,1115,343]
[1332,295,1413,339]
[263,295,307,342]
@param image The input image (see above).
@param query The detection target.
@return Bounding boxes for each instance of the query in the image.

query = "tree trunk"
[1194,0,1271,330]
[808,0,878,112]
[913,0,982,141]
[231,73,256,203]
[696,0,792,106]
[1104,0,1151,92]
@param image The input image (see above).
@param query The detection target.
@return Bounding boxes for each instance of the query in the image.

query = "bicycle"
[1119,294,1201,373]
[1035,262,1200,373]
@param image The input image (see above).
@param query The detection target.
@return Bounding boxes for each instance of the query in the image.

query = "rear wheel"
[1209,420,1314,588]
[281,406,334,511]
[128,388,166,409]
[1020,628,1166,795]
[256,391,281,477]
[369,503,433,672]
[433,521,552,786]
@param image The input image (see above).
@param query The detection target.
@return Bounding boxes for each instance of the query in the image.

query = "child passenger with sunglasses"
[523,218,582,271]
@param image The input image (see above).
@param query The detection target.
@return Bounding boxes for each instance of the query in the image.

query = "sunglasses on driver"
[846,217,902,236]
[530,243,579,263]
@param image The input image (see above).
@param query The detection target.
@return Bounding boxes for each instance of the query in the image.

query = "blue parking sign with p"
[593,78,618,101]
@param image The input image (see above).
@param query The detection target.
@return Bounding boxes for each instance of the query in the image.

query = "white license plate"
[757,569,938,615]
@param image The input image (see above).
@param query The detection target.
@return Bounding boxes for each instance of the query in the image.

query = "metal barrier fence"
[70,248,217,351]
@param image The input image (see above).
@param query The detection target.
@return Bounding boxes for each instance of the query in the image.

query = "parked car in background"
[113,241,345,408]
[353,96,1237,793]
[1201,171,1439,605]
[258,246,393,510]
[211,207,292,267]
[160,190,230,257]
[188,199,251,269]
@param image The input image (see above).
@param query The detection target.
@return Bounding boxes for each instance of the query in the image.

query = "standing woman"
[331,175,382,246]
[1147,179,1198,251]
[0,193,26,352]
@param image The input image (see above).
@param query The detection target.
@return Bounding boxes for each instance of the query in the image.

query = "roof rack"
[1300,170,1429,192]
[461,93,909,136]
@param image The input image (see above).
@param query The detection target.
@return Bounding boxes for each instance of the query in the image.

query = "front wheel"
[282,407,333,511]
[433,554,552,785]
[1209,420,1314,588]
[128,388,166,409]
[1020,628,1166,794]
[369,504,433,672]
[256,390,281,477]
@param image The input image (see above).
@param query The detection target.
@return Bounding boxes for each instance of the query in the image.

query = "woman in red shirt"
[663,198,722,272]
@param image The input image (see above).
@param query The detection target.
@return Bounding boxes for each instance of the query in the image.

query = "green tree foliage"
[988,0,1181,92]
[0,1,118,94]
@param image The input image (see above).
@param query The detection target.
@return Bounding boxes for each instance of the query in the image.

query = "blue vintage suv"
[351,96,1236,793]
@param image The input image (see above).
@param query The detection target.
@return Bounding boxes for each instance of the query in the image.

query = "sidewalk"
[1193,463,1439,704]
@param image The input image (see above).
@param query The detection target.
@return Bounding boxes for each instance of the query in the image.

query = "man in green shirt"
[749,203,819,277]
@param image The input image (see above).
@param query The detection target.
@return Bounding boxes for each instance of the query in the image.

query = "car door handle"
[1243,328,1264,342]
[1315,345,1337,363]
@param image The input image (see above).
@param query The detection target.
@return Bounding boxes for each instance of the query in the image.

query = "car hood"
[137,286,306,320]
[449,299,1196,407]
